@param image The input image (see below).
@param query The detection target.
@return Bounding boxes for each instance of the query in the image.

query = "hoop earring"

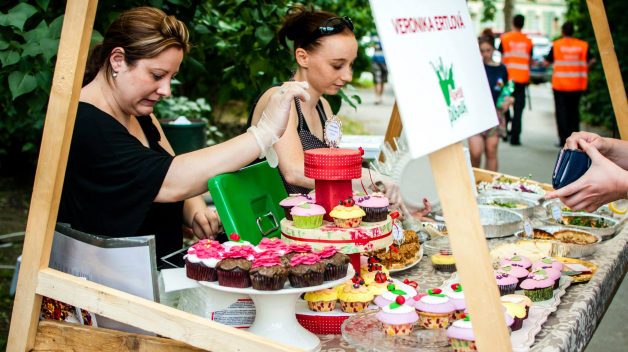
[113,72,117,77]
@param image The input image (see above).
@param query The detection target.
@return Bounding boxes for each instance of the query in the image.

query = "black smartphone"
[552,149,591,189]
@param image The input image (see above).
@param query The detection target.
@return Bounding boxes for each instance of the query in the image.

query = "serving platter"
[554,256,599,283]
[389,247,424,273]
[539,213,619,240]
[513,226,601,258]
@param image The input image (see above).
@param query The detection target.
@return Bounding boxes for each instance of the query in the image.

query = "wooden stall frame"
[7,0,628,351]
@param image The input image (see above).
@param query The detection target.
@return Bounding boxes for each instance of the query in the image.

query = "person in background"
[499,14,533,146]
[468,29,513,172]
[371,36,388,105]
[544,21,596,148]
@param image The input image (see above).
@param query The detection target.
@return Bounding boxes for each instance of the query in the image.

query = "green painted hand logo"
[430,57,455,107]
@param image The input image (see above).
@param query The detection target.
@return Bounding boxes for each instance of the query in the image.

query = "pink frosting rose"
[192,246,222,260]
[286,243,312,254]
[192,239,224,252]
[316,246,340,259]
[258,237,288,252]
[290,253,322,266]
[252,255,284,269]
[223,245,256,259]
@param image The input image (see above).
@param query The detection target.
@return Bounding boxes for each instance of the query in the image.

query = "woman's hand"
[191,208,223,240]
[499,97,514,112]
[564,131,609,154]
[546,139,628,212]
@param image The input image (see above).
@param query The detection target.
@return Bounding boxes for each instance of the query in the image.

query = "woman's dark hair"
[278,4,354,53]
[83,7,190,87]
[478,28,495,48]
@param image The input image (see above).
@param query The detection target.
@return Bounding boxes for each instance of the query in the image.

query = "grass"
[338,115,372,136]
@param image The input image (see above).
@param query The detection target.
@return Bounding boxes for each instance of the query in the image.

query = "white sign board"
[370,0,498,158]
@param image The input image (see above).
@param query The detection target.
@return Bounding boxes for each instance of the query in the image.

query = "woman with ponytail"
[59,7,310,260]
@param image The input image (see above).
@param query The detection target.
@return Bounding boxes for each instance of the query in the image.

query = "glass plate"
[341,309,451,352]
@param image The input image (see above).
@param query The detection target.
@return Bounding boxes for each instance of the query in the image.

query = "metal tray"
[539,213,619,240]
[479,205,524,238]
[541,199,614,219]
[514,226,601,258]
[421,221,447,234]
[477,195,539,218]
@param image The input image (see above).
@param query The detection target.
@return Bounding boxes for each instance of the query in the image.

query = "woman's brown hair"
[478,28,496,48]
[278,4,353,54]
[83,7,190,87]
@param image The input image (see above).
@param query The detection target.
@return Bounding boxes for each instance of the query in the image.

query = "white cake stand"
[198,266,355,352]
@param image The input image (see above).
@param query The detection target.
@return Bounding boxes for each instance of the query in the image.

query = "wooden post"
[379,102,402,162]
[429,142,512,352]
[586,0,628,140]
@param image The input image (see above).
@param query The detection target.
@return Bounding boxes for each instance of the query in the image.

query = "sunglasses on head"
[300,16,354,49]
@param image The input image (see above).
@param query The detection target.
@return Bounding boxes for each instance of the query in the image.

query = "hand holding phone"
[552,149,591,189]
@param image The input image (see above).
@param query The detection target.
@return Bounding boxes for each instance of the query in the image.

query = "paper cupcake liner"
[416,311,452,329]
[381,322,415,336]
[250,273,287,291]
[524,286,553,302]
[333,217,362,229]
[307,300,337,312]
[516,277,526,290]
[452,309,466,321]
[340,300,371,313]
[288,271,324,288]
[217,269,251,288]
[324,264,349,281]
[282,206,294,221]
[449,338,477,352]
[552,281,560,290]
[498,283,517,296]
[293,215,323,229]
[511,317,523,332]
[185,259,217,282]
[433,263,457,273]
[523,305,530,319]
[362,207,388,222]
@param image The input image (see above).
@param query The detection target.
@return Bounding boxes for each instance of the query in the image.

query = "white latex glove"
[352,168,410,218]
[248,81,310,167]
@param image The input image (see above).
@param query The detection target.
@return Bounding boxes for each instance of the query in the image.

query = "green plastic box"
[207,161,288,245]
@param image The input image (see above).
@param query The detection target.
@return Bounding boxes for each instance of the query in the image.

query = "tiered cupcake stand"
[198,266,355,352]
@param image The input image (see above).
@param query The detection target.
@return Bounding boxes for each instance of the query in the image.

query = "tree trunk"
[503,0,514,32]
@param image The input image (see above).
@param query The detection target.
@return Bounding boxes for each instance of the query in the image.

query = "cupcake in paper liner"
[531,256,564,272]
[315,246,350,281]
[499,264,530,290]
[222,233,259,253]
[288,253,325,288]
[374,282,416,308]
[463,307,515,330]
[256,237,289,256]
[520,274,555,302]
[367,272,391,296]
[291,202,326,229]
[494,271,518,296]
[249,252,288,291]
[329,197,365,229]
[280,193,315,221]
[501,294,532,319]
[414,288,456,329]
[446,314,476,351]
[215,244,255,288]
[304,288,338,312]
[529,267,562,290]
[354,191,389,222]
[446,284,467,320]
[502,302,526,331]
[363,262,388,285]
[499,253,532,270]
[337,276,374,313]
[375,295,419,335]
[281,243,312,266]
[184,239,224,282]
[431,253,456,273]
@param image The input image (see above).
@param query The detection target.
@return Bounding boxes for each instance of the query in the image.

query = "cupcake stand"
[198,266,355,352]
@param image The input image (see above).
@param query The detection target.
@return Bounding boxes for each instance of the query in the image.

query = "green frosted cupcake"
[291,202,326,229]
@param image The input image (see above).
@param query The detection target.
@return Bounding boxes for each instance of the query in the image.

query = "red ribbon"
[281,230,392,244]
[304,162,362,169]
[389,244,398,267]
[358,146,378,194]
[403,279,419,289]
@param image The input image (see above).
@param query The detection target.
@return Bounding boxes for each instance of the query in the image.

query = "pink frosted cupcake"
[445,284,466,320]
[498,264,530,289]
[257,237,288,255]
[494,271,518,296]
[184,240,224,282]
[530,267,562,289]
[520,274,555,302]
[376,297,419,335]
[374,283,416,308]
[354,192,390,222]
[414,288,456,329]
[281,243,312,266]
[499,254,532,270]
[279,193,314,220]
[216,245,256,288]
[531,257,564,272]
[288,253,326,288]
[291,202,326,229]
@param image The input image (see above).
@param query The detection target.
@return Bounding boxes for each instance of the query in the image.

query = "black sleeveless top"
[58,102,184,261]
[247,83,329,195]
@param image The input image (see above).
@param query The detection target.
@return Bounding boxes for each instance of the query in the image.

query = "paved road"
[339,82,628,351]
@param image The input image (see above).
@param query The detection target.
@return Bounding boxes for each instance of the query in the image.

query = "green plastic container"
[208,161,287,245]
[159,118,207,155]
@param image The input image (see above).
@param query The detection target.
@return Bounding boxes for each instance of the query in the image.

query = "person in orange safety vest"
[498,14,533,146]
[544,21,596,147]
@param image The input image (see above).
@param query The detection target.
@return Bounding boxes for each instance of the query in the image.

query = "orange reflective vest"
[501,31,533,84]
[551,38,589,91]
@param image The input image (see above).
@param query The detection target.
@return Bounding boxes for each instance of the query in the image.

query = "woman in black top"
[468,29,514,172]
[58,7,309,260]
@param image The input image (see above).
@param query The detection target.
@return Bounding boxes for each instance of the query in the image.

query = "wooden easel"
[7,0,628,351]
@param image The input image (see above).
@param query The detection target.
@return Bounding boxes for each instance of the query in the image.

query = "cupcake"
[337,277,375,313]
[216,245,256,288]
[329,197,366,228]
[520,274,555,302]
[499,253,532,270]
[315,246,350,281]
[222,233,258,252]
[287,253,326,288]
[363,263,387,285]
[414,288,455,329]
[367,272,391,296]
[431,253,456,273]
[304,288,338,312]
[249,253,288,291]
[291,202,326,229]
[502,302,527,331]
[446,314,476,351]
[376,298,419,335]
[184,239,224,282]
[257,237,288,255]
[281,243,312,266]
[531,257,564,272]
[334,280,352,294]
[446,283,467,320]
[494,271,518,296]
[462,308,514,330]
[498,264,530,289]
[501,294,533,319]
[279,193,314,220]
[374,283,417,308]
[530,267,562,289]
[354,192,389,222]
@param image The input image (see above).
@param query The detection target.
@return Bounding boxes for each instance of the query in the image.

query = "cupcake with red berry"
[222,233,259,253]
[414,288,456,329]
[249,252,288,291]
[355,192,390,222]
[367,272,392,296]
[374,283,417,308]
[329,197,366,229]
[184,239,224,282]
[288,253,326,288]
[216,245,256,288]
[281,243,312,266]
[446,314,477,351]
[315,246,350,281]
[376,294,419,335]
[446,284,467,320]
[291,202,326,229]
[279,193,315,220]
[337,276,375,313]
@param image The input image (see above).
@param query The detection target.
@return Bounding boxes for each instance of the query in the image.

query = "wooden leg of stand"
[379,102,402,162]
